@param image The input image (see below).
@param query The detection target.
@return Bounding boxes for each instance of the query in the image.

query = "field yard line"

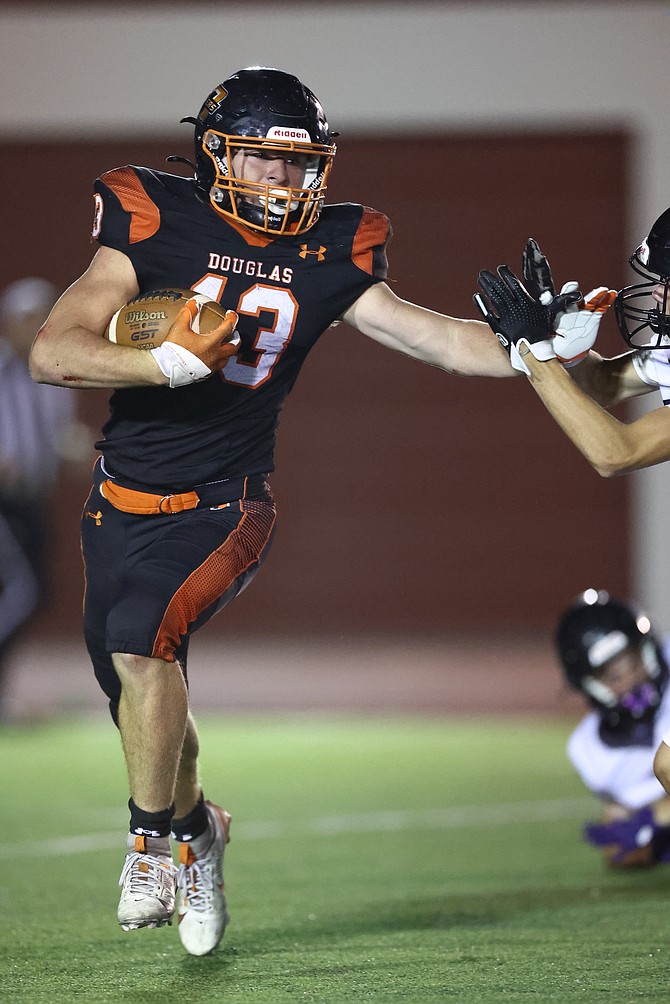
[9,796,593,858]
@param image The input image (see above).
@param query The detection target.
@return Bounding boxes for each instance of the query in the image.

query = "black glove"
[522,237,582,323]
[474,265,556,374]
[522,237,555,302]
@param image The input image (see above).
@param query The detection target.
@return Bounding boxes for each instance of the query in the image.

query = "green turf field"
[2,714,670,1002]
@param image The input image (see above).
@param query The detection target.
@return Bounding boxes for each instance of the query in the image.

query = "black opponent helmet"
[185,67,337,236]
[556,589,668,739]
[615,206,670,348]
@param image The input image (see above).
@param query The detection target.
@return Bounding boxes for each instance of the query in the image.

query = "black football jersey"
[91,165,391,490]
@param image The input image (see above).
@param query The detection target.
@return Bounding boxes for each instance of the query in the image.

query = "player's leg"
[113,652,188,813]
[156,497,275,956]
[170,709,232,955]
[82,491,182,931]
[83,636,184,931]
[82,476,276,948]
[112,650,189,931]
[174,711,202,817]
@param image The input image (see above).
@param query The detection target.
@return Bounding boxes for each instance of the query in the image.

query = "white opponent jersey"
[632,349,670,405]
[567,639,670,809]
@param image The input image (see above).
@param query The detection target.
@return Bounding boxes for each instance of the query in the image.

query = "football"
[105,289,230,350]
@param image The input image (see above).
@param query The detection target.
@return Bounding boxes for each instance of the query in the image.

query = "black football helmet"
[556,589,668,737]
[615,206,670,348]
[184,67,337,236]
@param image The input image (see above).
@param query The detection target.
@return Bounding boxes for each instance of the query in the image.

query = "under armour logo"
[299,244,326,261]
[86,510,103,526]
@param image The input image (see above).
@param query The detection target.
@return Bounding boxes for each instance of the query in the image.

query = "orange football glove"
[151,299,240,388]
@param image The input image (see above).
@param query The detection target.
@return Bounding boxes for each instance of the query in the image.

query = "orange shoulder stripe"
[352,208,390,274]
[100,167,161,244]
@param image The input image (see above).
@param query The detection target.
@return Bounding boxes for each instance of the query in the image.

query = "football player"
[557,589,670,867]
[29,67,526,955]
[474,207,670,479]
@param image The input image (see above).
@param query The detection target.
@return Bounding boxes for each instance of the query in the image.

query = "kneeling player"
[556,588,670,868]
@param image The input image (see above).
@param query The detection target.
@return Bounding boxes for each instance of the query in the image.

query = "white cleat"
[117,834,177,931]
[177,801,231,955]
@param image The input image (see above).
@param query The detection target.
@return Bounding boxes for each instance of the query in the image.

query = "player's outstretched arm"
[341,281,517,377]
[29,246,168,389]
[474,264,670,477]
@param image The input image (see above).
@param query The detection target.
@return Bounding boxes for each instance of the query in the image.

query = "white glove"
[549,283,617,367]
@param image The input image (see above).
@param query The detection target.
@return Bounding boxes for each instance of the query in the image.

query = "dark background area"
[0,129,630,637]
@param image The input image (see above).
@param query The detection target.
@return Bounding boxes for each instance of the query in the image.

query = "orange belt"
[100,479,200,515]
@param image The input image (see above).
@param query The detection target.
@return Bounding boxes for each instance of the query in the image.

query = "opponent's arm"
[520,236,651,405]
[475,266,670,477]
[567,350,654,407]
[521,346,670,477]
[341,281,516,377]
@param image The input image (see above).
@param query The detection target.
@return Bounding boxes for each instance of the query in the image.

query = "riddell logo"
[299,244,326,261]
[267,126,311,142]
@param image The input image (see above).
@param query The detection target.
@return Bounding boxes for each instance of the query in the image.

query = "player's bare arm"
[341,281,515,378]
[31,247,239,391]
[569,350,655,408]
[475,265,670,476]
[528,362,670,479]
[28,246,168,389]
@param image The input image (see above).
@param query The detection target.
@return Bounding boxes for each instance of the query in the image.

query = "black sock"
[128,798,174,839]
[171,791,209,842]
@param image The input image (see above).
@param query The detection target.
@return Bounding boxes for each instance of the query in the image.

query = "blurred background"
[0,0,668,720]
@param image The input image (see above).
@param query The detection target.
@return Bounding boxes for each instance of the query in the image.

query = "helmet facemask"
[581,638,665,722]
[201,129,335,236]
[614,248,670,349]
[616,206,670,348]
